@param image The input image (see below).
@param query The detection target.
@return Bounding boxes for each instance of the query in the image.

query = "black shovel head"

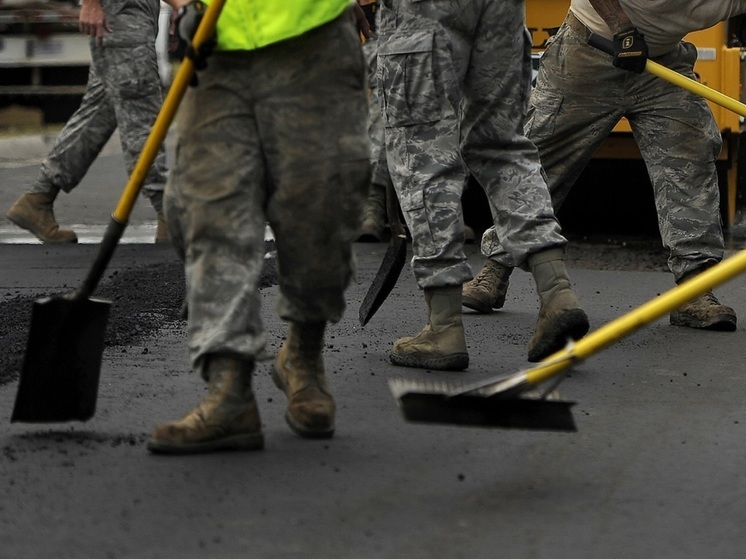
[396,392,577,432]
[11,295,111,423]
[359,235,406,326]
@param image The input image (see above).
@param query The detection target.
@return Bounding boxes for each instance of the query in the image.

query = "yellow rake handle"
[523,249,746,387]
[112,0,226,223]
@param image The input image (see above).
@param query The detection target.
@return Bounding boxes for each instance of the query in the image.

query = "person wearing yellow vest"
[147,1,371,454]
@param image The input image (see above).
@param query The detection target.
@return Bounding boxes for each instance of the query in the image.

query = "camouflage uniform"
[480,11,725,282]
[165,15,370,369]
[30,0,167,212]
[376,0,566,289]
[365,37,391,195]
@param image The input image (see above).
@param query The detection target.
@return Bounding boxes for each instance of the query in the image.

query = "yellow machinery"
[526,1,744,228]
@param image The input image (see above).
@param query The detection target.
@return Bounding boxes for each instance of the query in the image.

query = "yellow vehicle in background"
[526,1,746,229]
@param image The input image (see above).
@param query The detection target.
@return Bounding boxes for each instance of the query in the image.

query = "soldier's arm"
[588,0,634,33]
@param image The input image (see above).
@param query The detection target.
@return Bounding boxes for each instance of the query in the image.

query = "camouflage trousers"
[376,0,566,288]
[32,32,167,212]
[480,12,725,281]
[364,37,391,189]
[164,16,370,370]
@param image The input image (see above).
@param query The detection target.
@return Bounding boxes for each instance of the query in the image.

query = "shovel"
[391,248,746,430]
[10,0,225,423]
[359,179,407,326]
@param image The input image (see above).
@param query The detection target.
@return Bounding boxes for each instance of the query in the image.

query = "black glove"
[173,0,216,86]
[612,28,648,73]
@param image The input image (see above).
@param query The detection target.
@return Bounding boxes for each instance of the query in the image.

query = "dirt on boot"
[527,290,590,362]
[6,192,78,243]
[670,291,737,331]
[527,252,589,362]
[272,323,335,438]
[390,323,469,370]
[147,356,263,454]
[462,260,512,314]
[390,286,468,371]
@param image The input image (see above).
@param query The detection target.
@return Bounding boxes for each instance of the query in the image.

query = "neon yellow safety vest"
[202,0,352,51]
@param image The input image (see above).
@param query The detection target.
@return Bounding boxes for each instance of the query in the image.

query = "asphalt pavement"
[1,132,746,558]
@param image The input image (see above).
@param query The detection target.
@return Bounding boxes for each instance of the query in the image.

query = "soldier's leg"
[149,55,268,453]
[358,37,389,242]
[5,65,116,243]
[260,15,370,436]
[104,43,169,239]
[377,6,472,371]
[461,5,593,360]
[631,43,735,331]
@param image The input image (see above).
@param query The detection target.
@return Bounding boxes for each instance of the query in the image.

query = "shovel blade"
[396,392,577,432]
[359,236,407,326]
[11,296,111,423]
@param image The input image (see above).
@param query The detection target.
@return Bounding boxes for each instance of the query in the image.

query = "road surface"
[1,133,746,559]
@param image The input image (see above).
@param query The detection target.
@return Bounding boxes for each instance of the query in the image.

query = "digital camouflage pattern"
[31,0,167,213]
[480,12,725,282]
[376,0,567,289]
[364,36,391,190]
[165,15,370,369]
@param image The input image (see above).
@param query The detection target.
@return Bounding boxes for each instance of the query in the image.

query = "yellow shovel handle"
[112,0,226,223]
[587,32,746,118]
[523,249,746,386]
[644,59,746,118]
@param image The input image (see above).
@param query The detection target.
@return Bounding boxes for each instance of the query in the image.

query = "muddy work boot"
[6,192,77,243]
[527,249,590,362]
[147,355,264,454]
[272,322,335,438]
[357,182,387,242]
[462,259,513,313]
[390,286,469,371]
[670,271,737,331]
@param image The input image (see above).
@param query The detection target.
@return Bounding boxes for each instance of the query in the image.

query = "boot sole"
[527,309,590,363]
[389,352,469,371]
[146,432,265,455]
[285,411,335,439]
[462,295,506,314]
[271,365,335,439]
[462,295,494,314]
[669,312,737,332]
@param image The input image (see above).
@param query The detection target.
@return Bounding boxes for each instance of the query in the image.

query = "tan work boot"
[154,213,171,244]
[527,248,590,362]
[462,259,513,313]
[357,182,386,242]
[6,192,77,243]
[390,286,469,371]
[272,322,335,438]
[670,270,736,331]
[147,355,263,454]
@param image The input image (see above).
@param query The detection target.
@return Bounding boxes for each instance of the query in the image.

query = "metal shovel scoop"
[359,180,408,326]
